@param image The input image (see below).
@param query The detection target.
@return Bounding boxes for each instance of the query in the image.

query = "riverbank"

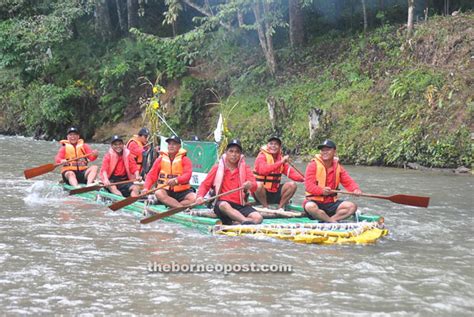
[0,14,472,169]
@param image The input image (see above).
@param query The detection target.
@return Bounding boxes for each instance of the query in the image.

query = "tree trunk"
[267,96,277,131]
[237,10,244,27]
[115,0,126,33]
[95,0,113,39]
[127,0,139,29]
[252,1,276,76]
[289,0,304,47]
[308,108,323,140]
[407,0,415,36]
[424,0,429,21]
[361,0,368,32]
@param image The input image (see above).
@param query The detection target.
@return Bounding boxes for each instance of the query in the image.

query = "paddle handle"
[108,184,166,211]
[105,179,140,187]
[69,179,141,195]
[332,190,388,200]
[55,152,95,167]
[140,186,246,224]
[199,185,246,206]
[288,161,305,179]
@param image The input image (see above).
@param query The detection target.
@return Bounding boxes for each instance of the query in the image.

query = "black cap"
[67,127,79,135]
[138,127,150,136]
[111,135,123,143]
[267,135,282,144]
[166,135,181,144]
[317,139,337,150]
[226,138,243,151]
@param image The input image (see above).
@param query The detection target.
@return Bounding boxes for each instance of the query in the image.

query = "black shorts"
[253,186,282,205]
[304,200,344,218]
[109,175,133,197]
[62,170,87,185]
[167,188,195,202]
[214,200,257,225]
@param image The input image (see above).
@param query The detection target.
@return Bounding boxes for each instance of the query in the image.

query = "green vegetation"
[0,1,472,168]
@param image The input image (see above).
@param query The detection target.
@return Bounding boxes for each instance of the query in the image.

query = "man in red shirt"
[196,139,262,225]
[304,139,362,222]
[143,135,196,208]
[253,136,304,210]
[55,127,98,186]
[126,127,150,174]
[100,135,141,197]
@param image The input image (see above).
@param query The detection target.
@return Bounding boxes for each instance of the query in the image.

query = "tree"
[173,0,284,76]
[361,0,368,32]
[252,0,277,75]
[289,0,304,47]
[163,0,183,37]
[127,0,139,29]
[407,0,415,36]
[95,0,113,38]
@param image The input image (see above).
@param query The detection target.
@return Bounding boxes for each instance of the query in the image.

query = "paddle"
[108,184,167,211]
[290,159,429,208]
[24,153,95,179]
[288,161,305,179]
[332,190,430,208]
[68,179,139,195]
[140,186,246,224]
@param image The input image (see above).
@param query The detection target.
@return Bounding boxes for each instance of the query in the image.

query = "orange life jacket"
[59,139,88,173]
[126,136,144,169]
[157,148,190,192]
[305,154,341,202]
[101,148,134,181]
[253,145,284,193]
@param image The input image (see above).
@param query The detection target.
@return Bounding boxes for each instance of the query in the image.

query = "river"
[1,135,472,316]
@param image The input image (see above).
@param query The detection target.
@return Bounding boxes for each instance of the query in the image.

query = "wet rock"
[454,166,471,174]
[407,162,422,170]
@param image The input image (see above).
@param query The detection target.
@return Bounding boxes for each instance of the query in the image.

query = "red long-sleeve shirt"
[304,161,359,204]
[54,143,98,163]
[254,153,304,182]
[197,164,257,205]
[127,140,145,159]
[143,156,193,191]
[100,152,138,178]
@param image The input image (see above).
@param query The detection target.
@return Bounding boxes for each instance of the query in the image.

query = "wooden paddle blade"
[69,185,102,195]
[389,194,430,208]
[24,163,56,179]
[108,196,141,211]
[140,205,190,224]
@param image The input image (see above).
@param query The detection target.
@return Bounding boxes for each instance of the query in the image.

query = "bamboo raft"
[64,184,388,244]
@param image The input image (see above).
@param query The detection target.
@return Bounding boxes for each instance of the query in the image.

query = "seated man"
[100,135,141,197]
[304,139,362,223]
[143,135,196,208]
[196,139,262,225]
[55,127,98,187]
[253,136,304,211]
[126,127,150,174]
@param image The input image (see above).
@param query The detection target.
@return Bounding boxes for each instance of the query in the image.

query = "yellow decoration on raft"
[151,100,160,109]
